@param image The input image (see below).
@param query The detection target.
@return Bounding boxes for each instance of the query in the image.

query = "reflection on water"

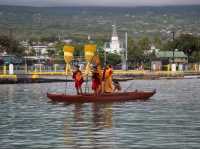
[63,103,114,148]
[1,79,200,149]
[92,103,113,128]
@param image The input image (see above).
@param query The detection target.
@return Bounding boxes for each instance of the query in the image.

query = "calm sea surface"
[0,79,200,149]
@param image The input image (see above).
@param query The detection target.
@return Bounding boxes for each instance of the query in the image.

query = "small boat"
[47,90,156,103]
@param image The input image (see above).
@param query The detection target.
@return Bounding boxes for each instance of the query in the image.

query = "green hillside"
[0,5,200,40]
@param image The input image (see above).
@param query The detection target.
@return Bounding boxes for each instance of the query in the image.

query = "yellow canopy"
[84,44,96,62]
[63,45,75,64]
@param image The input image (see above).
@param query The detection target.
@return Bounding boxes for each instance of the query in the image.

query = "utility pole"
[122,32,128,70]
[37,14,41,64]
[9,28,13,53]
[172,31,175,63]
[104,43,107,67]
[171,31,177,72]
[9,28,13,40]
[125,32,128,70]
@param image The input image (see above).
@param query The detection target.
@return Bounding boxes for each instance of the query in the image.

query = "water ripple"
[0,79,200,148]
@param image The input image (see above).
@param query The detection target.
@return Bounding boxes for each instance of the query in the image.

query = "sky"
[0,0,200,7]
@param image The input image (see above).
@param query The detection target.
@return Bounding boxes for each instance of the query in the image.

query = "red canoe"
[47,90,156,103]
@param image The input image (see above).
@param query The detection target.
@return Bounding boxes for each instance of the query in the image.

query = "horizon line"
[0,4,200,8]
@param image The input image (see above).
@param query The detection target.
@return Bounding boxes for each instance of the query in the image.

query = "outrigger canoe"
[47,90,156,103]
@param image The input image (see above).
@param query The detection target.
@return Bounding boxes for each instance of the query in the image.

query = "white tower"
[110,25,121,52]
[105,25,122,53]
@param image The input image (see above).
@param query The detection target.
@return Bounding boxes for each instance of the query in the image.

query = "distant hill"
[0,5,200,40]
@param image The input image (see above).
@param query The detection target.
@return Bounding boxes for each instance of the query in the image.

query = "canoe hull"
[47,90,156,103]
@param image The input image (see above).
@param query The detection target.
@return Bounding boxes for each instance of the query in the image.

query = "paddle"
[123,81,134,92]
[84,75,89,93]
[65,75,68,95]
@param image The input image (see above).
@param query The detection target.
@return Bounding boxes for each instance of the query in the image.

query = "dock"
[0,70,200,84]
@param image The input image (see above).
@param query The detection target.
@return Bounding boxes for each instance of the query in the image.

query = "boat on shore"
[47,90,156,103]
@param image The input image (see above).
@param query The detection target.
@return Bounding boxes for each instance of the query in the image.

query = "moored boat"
[47,90,156,103]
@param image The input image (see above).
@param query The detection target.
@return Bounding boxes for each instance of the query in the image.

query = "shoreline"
[0,70,200,84]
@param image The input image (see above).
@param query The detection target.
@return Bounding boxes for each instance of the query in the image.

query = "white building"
[32,45,48,55]
[62,39,72,44]
[20,40,29,48]
[104,25,123,53]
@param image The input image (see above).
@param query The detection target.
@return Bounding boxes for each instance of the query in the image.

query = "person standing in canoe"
[72,65,84,95]
[103,65,113,93]
[92,65,101,95]
[101,66,106,93]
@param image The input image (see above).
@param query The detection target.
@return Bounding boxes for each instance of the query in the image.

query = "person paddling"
[72,65,84,95]
[113,80,121,92]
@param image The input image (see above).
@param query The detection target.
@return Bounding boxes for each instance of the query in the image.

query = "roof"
[155,51,187,58]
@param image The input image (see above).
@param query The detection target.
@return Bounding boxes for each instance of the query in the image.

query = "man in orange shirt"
[72,65,84,95]
[92,65,101,95]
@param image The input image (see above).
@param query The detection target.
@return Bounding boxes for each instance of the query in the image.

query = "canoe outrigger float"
[47,90,156,103]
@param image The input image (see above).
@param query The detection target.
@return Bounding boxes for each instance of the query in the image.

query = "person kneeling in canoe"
[92,65,101,96]
[73,65,84,95]
[113,80,122,92]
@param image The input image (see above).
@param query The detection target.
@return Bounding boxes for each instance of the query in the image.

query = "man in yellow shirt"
[103,65,113,93]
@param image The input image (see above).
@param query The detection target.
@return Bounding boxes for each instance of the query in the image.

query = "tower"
[105,25,122,53]
[110,25,121,53]
[104,25,128,70]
